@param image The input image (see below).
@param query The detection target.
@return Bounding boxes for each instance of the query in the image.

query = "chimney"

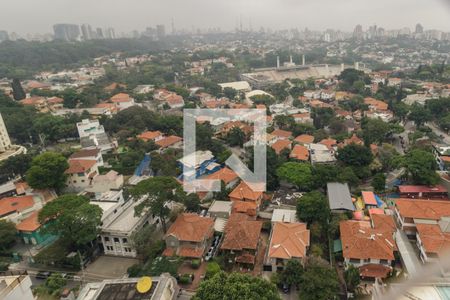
[276,56,280,69]
[302,54,305,66]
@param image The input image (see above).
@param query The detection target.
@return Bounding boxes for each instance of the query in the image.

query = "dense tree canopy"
[296,191,330,225]
[403,149,439,185]
[26,152,68,191]
[299,258,340,300]
[193,272,280,300]
[337,144,373,167]
[39,194,102,247]
[0,220,17,251]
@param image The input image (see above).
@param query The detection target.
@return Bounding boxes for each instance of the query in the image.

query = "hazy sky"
[2,0,450,35]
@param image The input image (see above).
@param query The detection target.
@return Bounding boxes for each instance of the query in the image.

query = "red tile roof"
[177,247,205,258]
[0,196,34,217]
[319,138,337,150]
[205,167,238,185]
[111,93,132,103]
[294,134,314,144]
[340,220,396,261]
[165,213,214,242]
[395,199,450,220]
[371,214,396,232]
[221,213,262,251]
[16,211,41,232]
[65,159,96,174]
[416,223,450,257]
[398,185,447,194]
[137,131,162,142]
[290,145,309,161]
[233,201,257,216]
[359,264,392,279]
[271,129,292,139]
[362,191,378,206]
[155,135,182,148]
[229,181,263,203]
[271,139,291,154]
[268,222,310,260]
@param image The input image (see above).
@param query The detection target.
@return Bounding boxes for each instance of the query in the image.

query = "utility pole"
[78,251,85,286]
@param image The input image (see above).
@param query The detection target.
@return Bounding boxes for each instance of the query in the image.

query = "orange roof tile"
[221,213,262,251]
[364,97,388,111]
[233,201,257,216]
[16,211,41,232]
[111,93,132,103]
[137,131,163,142]
[290,144,309,161]
[395,199,450,220]
[271,139,291,154]
[229,181,263,203]
[271,129,292,139]
[340,220,396,261]
[155,135,182,148]
[165,213,214,242]
[344,134,364,146]
[177,246,205,258]
[294,134,314,144]
[416,223,450,257]
[371,214,396,233]
[205,167,238,185]
[268,222,310,260]
[319,138,337,150]
[0,195,34,217]
[359,264,392,278]
[362,191,377,206]
[65,159,96,174]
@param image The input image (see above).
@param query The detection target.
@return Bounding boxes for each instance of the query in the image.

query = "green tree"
[38,194,102,247]
[439,114,450,133]
[226,127,245,147]
[337,144,373,167]
[403,149,439,185]
[0,153,33,179]
[378,143,401,171]
[276,162,313,191]
[184,194,201,212]
[281,259,303,288]
[130,176,186,232]
[193,272,280,300]
[372,173,386,193]
[299,258,340,300]
[0,220,17,251]
[45,273,67,295]
[26,152,68,191]
[345,265,361,293]
[223,87,237,99]
[408,103,431,127]
[11,78,26,100]
[361,118,391,145]
[206,261,221,278]
[296,191,330,225]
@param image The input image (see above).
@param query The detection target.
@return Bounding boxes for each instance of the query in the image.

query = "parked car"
[36,271,52,279]
[282,283,290,294]
[205,247,214,261]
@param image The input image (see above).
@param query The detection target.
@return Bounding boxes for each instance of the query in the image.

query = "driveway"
[80,255,139,281]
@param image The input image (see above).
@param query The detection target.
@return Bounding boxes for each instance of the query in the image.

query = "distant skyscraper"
[0,113,12,152]
[415,23,424,34]
[0,30,9,42]
[96,28,104,39]
[105,28,116,39]
[156,25,165,38]
[353,24,363,40]
[81,24,93,40]
[53,24,80,41]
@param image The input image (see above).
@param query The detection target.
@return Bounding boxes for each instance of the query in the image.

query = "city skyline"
[1,0,449,36]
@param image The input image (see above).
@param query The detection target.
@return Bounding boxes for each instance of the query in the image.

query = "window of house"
[122,238,128,244]
[104,237,110,242]
[77,172,84,177]
[380,259,388,264]
[114,237,120,243]
[349,258,360,264]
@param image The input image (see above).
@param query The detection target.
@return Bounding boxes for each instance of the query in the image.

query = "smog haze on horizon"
[2,0,450,35]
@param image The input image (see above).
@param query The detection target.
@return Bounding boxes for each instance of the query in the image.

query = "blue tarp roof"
[375,194,384,207]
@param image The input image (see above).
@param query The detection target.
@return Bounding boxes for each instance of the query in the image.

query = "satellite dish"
[136,276,152,294]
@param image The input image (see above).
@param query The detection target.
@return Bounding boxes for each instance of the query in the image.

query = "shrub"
[191,259,201,269]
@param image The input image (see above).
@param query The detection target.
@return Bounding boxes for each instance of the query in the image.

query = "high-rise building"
[0,30,9,42]
[96,28,104,39]
[353,24,363,40]
[415,23,424,34]
[81,24,93,40]
[105,27,116,39]
[0,113,12,152]
[53,24,80,41]
[156,24,166,38]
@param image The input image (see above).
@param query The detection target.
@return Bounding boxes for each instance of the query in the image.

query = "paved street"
[427,122,450,144]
